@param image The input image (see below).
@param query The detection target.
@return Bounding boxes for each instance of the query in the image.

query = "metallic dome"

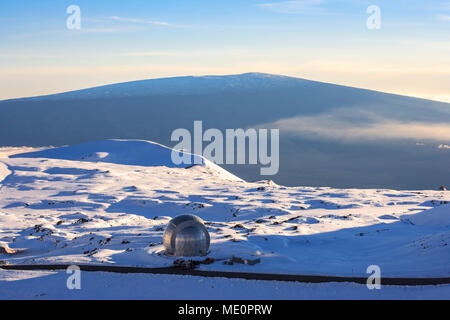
[163,214,210,257]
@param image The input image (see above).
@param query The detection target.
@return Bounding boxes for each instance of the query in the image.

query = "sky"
[0,0,450,102]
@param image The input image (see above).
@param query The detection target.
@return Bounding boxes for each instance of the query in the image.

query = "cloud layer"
[262,113,450,142]
[258,0,325,14]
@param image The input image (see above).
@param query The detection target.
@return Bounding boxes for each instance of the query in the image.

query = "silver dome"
[163,214,210,257]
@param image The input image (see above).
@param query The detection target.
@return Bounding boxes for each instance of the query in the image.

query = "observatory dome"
[163,214,210,257]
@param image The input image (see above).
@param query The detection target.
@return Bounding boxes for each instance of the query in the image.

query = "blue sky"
[1,0,449,101]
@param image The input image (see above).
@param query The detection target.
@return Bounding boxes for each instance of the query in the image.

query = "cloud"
[440,2,450,10]
[258,0,325,14]
[109,16,171,26]
[438,144,450,149]
[115,51,184,57]
[260,113,450,142]
[76,27,145,34]
[437,14,450,21]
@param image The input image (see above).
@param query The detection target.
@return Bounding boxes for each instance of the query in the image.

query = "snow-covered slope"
[11,139,203,167]
[0,162,9,184]
[402,204,450,227]
[0,140,449,298]
[11,139,242,182]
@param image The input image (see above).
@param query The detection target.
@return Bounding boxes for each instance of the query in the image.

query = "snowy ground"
[0,140,449,299]
[1,270,449,300]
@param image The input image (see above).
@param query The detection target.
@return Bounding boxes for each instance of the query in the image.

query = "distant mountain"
[7,73,311,101]
[1,73,449,189]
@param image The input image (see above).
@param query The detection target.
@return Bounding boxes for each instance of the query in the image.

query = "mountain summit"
[6,73,314,102]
